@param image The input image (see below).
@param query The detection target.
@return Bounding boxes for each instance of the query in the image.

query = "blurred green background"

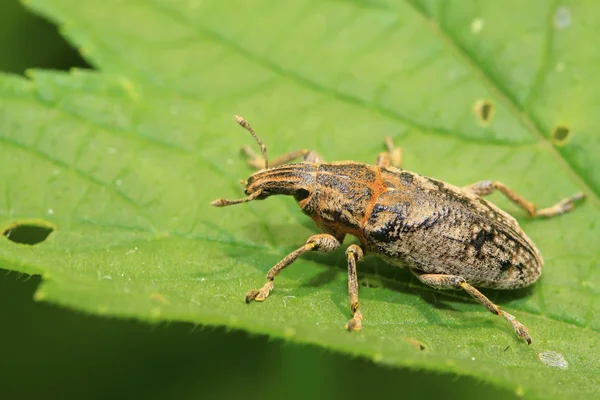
[0,1,517,398]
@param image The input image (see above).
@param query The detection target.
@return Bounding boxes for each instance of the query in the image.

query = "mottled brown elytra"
[211,116,585,344]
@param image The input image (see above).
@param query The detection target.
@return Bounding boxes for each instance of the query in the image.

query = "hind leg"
[411,269,532,344]
[462,180,584,218]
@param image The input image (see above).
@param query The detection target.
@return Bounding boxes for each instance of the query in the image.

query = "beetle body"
[212,116,583,343]
[246,161,541,289]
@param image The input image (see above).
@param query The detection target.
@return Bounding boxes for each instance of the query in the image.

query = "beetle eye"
[294,188,310,201]
[256,190,270,199]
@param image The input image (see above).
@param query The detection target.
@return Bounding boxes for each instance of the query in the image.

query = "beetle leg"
[245,234,340,303]
[410,270,532,344]
[345,244,364,331]
[241,146,324,170]
[462,180,585,218]
[302,150,325,163]
[376,136,403,168]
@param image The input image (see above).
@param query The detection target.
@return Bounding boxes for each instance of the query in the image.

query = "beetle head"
[242,163,316,206]
[211,116,316,208]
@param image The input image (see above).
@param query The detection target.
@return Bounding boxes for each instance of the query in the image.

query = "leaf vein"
[523,0,559,110]
[405,0,600,204]
[0,137,158,230]
[125,1,532,147]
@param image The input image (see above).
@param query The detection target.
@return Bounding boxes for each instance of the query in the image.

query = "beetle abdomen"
[363,169,542,289]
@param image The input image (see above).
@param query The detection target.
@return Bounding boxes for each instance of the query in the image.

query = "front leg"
[233,115,324,170]
[246,234,340,303]
[242,146,324,170]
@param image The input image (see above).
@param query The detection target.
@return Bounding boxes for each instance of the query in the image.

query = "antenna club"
[234,115,246,127]
[210,189,264,207]
[210,199,227,207]
[233,114,269,169]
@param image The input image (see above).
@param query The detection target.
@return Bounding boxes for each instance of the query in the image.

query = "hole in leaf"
[473,99,495,126]
[3,222,55,245]
[552,125,571,146]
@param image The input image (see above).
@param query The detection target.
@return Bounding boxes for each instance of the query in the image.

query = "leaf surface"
[1,1,599,398]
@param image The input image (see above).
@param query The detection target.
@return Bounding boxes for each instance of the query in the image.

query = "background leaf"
[1,0,599,398]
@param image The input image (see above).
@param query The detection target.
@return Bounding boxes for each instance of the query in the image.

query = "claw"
[245,290,260,303]
[515,324,532,345]
[345,310,363,331]
[254,293,268,302]
[245,281,274,303]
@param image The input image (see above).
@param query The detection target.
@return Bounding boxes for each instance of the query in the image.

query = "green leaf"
[2,0,599,398]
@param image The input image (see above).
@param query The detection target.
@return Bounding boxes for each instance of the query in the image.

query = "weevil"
[211,116,585,344]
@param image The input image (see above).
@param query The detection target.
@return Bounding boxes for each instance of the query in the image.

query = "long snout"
[245,163,316,196]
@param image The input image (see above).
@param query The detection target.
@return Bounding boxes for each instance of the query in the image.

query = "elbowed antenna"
[210,116,270,207]
[235,115,268,169]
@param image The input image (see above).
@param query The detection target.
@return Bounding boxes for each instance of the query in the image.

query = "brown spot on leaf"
[473,99,495,126]
[552,125,571,146]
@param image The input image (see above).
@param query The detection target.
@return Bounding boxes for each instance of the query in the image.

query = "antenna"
[235,115,268,169]
[211,189,263,207]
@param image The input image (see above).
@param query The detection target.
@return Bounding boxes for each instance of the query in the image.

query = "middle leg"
[345,244,364,331]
